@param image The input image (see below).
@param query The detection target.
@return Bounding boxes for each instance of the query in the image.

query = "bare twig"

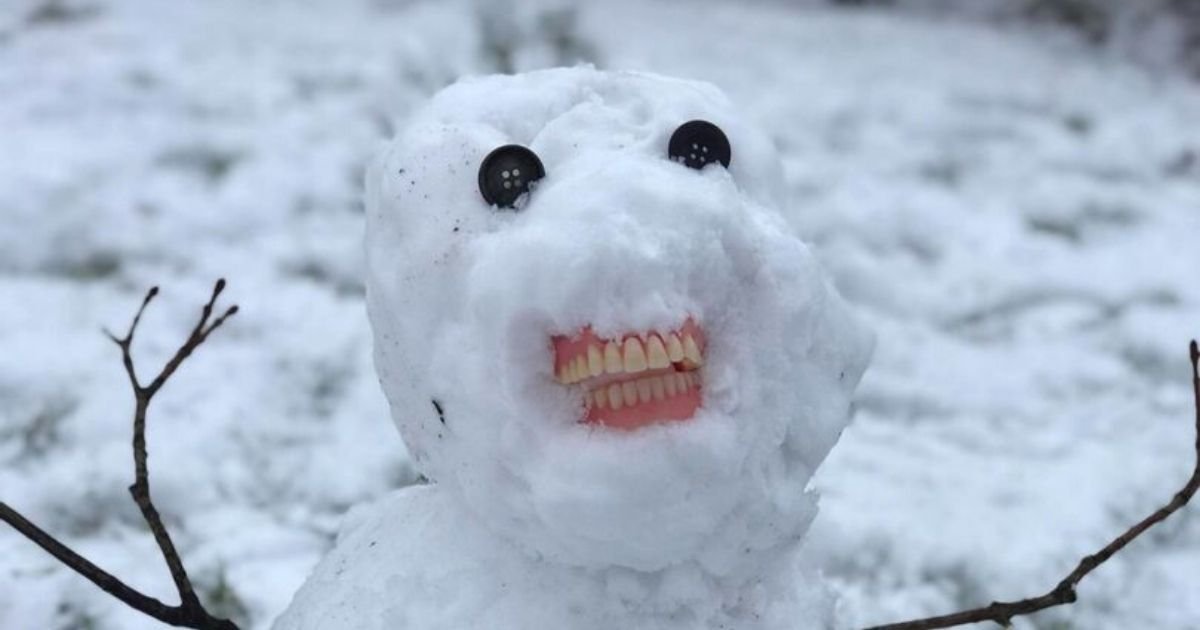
[866,339,1200,630]
[1,281,240,630]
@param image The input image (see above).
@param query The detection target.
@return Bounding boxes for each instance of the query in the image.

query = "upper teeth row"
[557,333,703,384]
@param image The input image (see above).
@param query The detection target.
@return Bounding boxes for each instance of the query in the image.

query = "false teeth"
[555,323,705,385]
[682,334,703,366]
[594,387,608,409]
[604,341,623,374]
[636,378,652,403]
[646,335,670,369]
[622,338,647,373]
[552,320,706,425]
[666,334,685,363]
[581,373,698,408]
[587,345,604,377]
[621,381,638,406]
[608,383,624,410]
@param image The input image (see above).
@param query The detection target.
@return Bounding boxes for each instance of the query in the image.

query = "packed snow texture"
[271,68,872,629]
[2,1,1199,629]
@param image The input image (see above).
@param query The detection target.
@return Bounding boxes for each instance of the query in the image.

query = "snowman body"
[274,485,835,630]
[274,67,872,630]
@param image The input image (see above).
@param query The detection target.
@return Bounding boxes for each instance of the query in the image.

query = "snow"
[270,67,871,629]
[277,486,837,630]
[2,1,1199,629]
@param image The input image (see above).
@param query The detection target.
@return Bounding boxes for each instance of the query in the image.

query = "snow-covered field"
[1,1,1198,628]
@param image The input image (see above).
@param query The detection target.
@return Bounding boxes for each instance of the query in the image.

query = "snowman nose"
[552,319,705,430]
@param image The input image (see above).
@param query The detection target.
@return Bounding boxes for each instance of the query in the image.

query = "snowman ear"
[668,120,731,170]
[478,144,546,209]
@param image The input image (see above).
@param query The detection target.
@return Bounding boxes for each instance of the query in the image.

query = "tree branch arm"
[1,281,241,630]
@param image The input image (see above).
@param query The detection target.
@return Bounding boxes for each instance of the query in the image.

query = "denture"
[552,319,705,430]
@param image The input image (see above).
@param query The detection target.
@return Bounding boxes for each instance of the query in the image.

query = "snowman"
[274,67,873,630]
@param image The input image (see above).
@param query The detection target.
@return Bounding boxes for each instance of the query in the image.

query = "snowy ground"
[1,1,1198,628]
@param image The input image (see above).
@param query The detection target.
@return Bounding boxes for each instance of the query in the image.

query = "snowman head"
[365,68,872,575]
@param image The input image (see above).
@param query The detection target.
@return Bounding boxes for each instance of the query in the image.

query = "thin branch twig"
[866,339,1200,630]
[1,281,240,630]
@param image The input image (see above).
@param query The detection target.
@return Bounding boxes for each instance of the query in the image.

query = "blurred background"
[1,0,1198,628]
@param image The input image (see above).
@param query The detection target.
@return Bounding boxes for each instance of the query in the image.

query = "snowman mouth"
[552,319,705,430]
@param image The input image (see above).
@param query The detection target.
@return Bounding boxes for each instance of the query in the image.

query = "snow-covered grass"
[1,0,1197,628]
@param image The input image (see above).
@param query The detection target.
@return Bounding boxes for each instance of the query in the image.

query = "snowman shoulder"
[272,485,501,630]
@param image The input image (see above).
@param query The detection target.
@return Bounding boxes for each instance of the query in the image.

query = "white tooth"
[587,345,604,377]
[683,334,703,366]
[651,376,665,401]
[594,388,608,409]
[666,333,685,363]
[622,381,639,407]
[637,378,652,403]
[664,372,678,397]
[684,372,694,388]
[646,335,670,369]
[675,373,688,392]
[622,338,647,373]
[604,341,623,374]
[608,384,624,410]
[566,360,579,384]
[575,356,589,381]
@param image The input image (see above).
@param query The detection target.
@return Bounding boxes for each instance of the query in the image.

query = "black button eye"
[668,120,731,170]
[478,144,545,209]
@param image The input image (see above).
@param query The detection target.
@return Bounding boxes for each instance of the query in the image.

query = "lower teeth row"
[587,372,699,410]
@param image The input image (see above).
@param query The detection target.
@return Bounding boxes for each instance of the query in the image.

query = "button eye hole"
[668,120,731,170]
[478,144,546,209]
